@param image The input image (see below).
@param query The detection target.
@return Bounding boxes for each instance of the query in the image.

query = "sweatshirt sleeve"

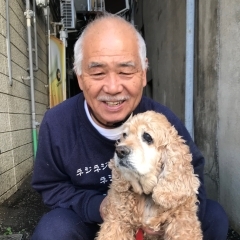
[31,114,105,224]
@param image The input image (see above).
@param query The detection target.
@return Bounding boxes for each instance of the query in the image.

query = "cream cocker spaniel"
[96,111,202,240]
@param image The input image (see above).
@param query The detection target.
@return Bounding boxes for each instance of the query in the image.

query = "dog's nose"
[115,146,130,159]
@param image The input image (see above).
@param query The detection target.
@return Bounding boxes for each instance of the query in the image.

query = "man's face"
[77,20,147,127]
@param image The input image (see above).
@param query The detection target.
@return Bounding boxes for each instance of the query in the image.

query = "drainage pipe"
[33,0,39,72]
[46,3,50,108]
[130,0,134,25]
[24,0,38,158]
[87,0,91,11]
[185,0,195,140]
[6,0,12,86]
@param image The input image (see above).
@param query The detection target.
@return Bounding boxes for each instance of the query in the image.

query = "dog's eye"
[123,132,127,138]
[115,139,121,146]
[142,132,153,144]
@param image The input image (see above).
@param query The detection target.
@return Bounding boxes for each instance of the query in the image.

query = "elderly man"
[31,14,228,240]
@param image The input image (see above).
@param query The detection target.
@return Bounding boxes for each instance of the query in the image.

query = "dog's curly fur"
[96,111,203,240]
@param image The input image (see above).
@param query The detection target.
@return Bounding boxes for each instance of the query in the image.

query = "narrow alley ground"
[0,174,239,240]
[0,175,49,239]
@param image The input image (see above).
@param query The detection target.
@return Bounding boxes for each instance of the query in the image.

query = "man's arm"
[31,116,105,224]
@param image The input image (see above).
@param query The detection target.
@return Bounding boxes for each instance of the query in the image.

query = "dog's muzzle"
[115,146,131,159]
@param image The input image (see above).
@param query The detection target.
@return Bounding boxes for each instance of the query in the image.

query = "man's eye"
[93,73,104,76]
[120,72,133,76]
[142,132,153,144]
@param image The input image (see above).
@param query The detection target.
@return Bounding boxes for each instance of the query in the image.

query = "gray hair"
[73,14,148,76]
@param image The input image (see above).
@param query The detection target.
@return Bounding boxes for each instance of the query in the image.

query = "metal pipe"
[24,0,38,158]
[130,0,134,25]
[47,4,51,109]
[51,22,63,36]
[87,0,91,11]
[6,0,12,86]
[33,0,39,72]
[185,0,195,139]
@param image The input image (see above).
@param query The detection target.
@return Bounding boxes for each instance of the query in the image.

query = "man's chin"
[104,114,132,128]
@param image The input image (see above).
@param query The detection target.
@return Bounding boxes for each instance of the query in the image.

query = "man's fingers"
[99,196,108,220]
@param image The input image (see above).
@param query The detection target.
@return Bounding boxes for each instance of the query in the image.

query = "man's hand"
[99,196,109,220]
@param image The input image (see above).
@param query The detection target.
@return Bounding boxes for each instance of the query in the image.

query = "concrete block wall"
[0,0,48,203]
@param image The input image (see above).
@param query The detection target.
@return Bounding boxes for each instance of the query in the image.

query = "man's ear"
[142,70,147,87]
[142,58,149,87]
[77,75,83,90]
[145,58,149,69]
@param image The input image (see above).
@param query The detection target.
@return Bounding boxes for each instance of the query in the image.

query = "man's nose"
[102,73,123,94]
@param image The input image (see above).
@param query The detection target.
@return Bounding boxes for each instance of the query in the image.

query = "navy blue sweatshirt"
[32,93,206,224]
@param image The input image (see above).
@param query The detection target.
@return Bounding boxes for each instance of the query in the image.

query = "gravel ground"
[228,229,240,240]
[0,175,49,240]
[0,174,239,240]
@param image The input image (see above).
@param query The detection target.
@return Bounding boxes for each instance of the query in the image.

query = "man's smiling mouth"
[105,101,124,106]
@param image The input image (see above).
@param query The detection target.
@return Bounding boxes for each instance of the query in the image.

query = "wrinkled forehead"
[84,18,138,41]
[82,20,139,57]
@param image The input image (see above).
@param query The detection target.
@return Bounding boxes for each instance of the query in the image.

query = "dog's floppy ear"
[152,128,200,209]
[108,159,131,192]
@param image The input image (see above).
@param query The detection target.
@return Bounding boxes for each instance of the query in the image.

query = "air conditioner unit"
[74,0,89,12]
[60,0,76,29]
[104,0,129,15]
